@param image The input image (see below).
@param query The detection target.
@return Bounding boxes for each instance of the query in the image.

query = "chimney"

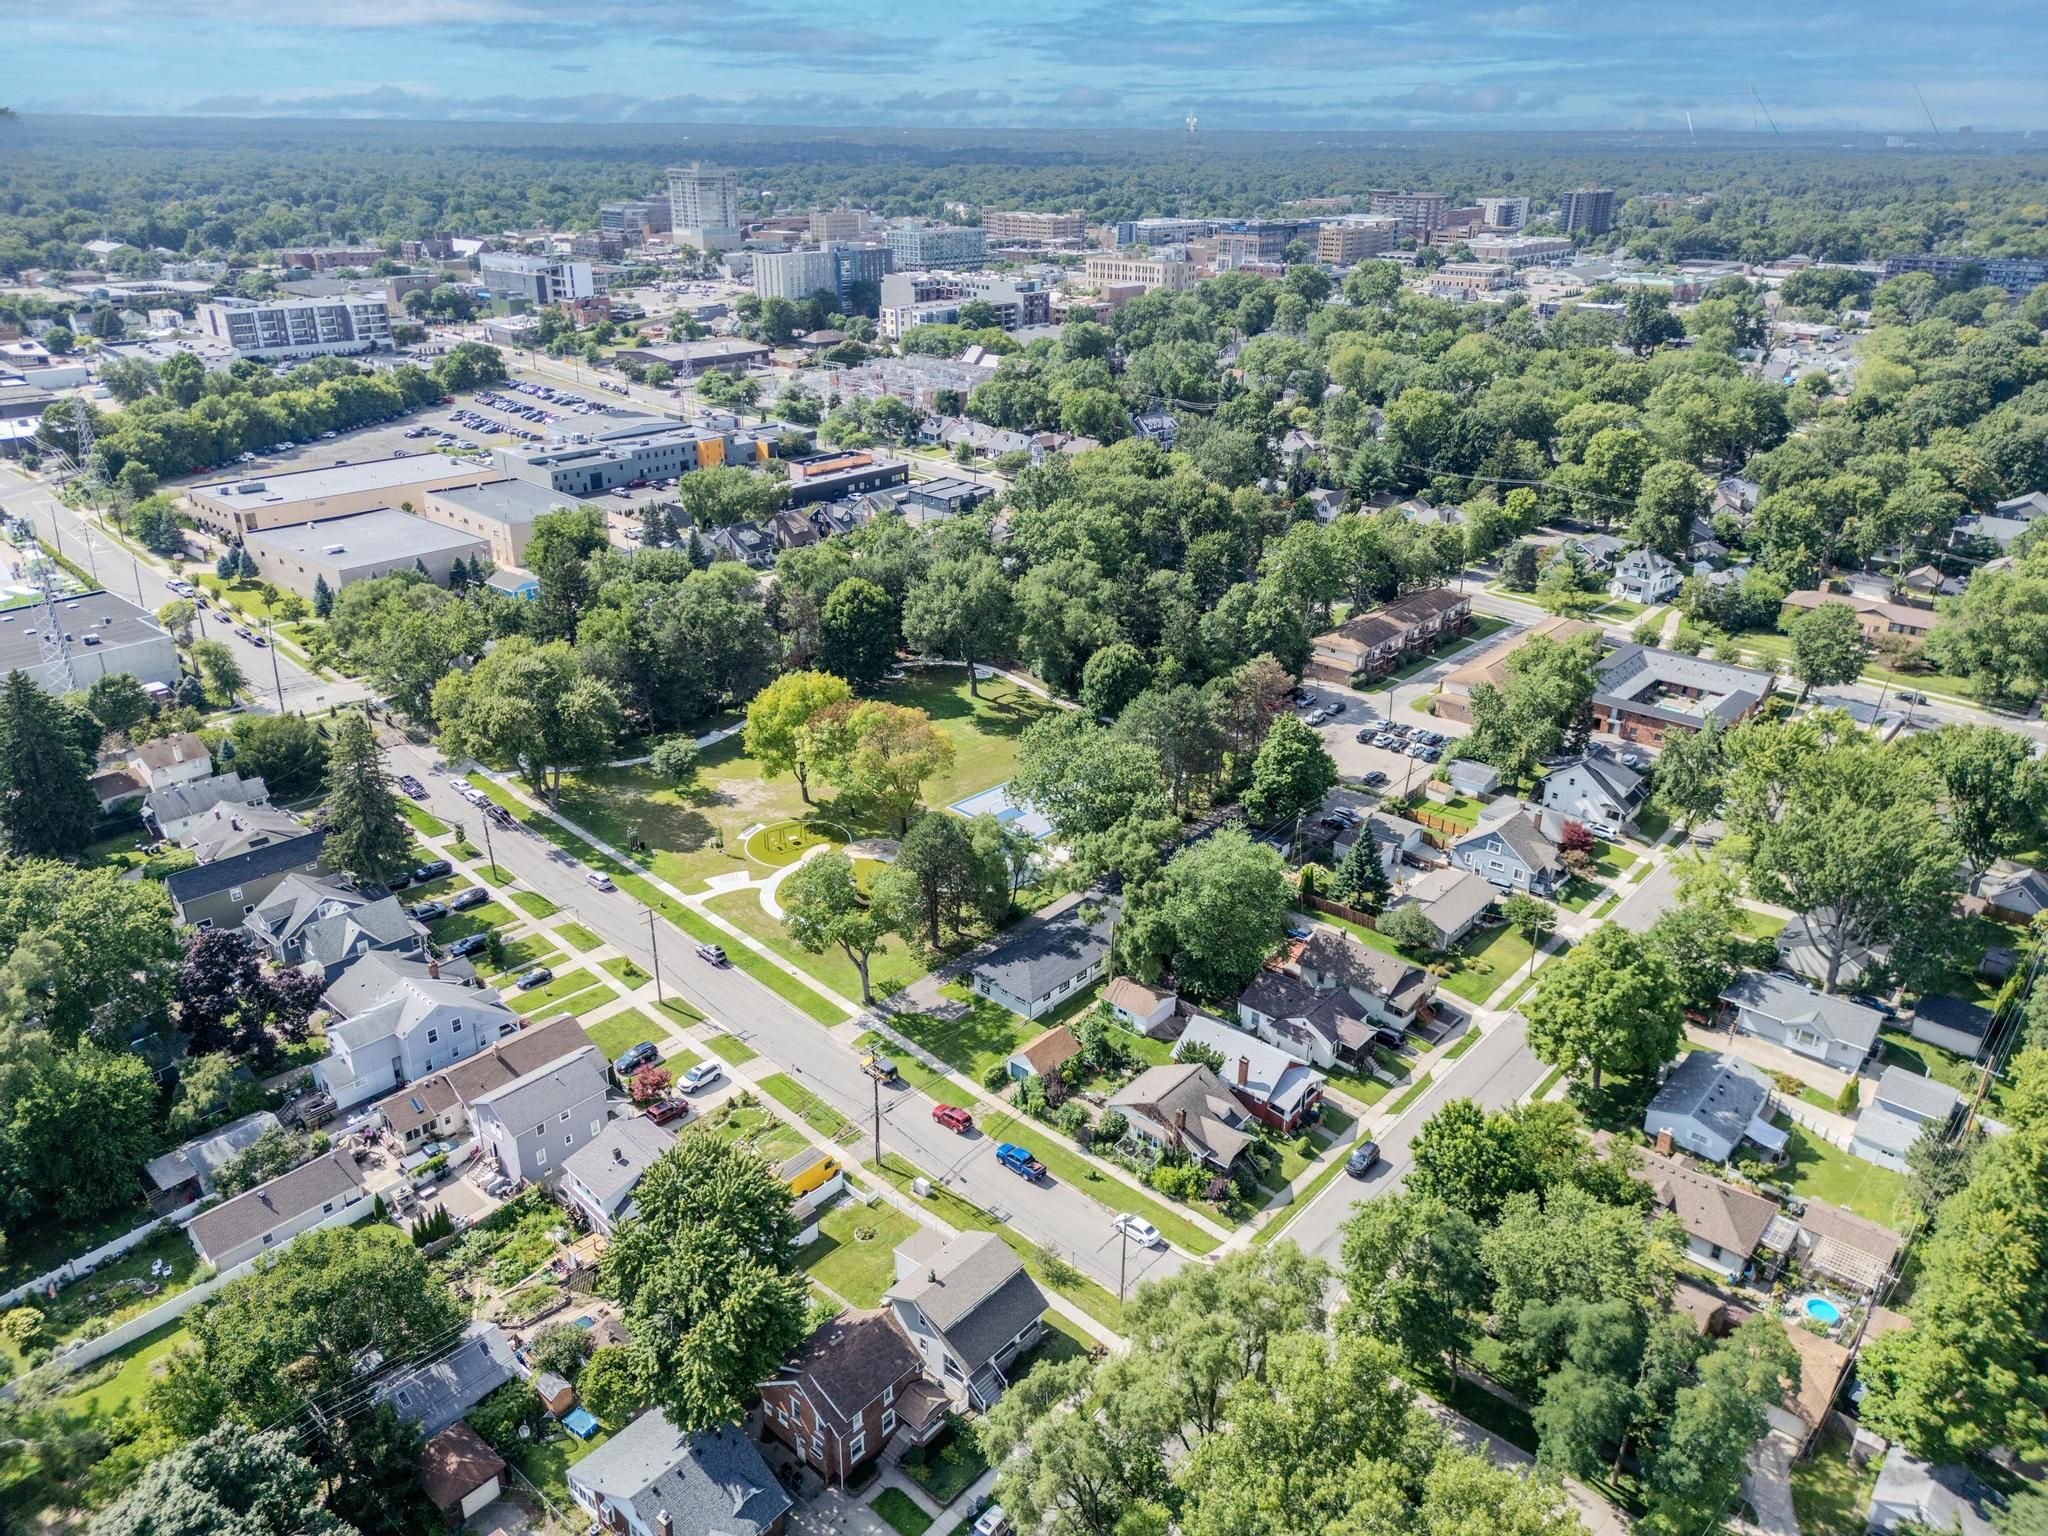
[657,1512,673,1536]
[426,957,440,979]
[613,1147,629,1166]
[1174,1107,1187,1141]
[1237,1055,1250,1088]
[1655,1128,1674,1156]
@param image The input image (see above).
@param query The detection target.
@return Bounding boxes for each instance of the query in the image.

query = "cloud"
[1051,86,1120,110]
[1358,82,1561,116]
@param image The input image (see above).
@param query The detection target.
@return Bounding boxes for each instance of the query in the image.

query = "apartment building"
[1479,196,1531,230]
[279,246,385,273]
[884,225,988,271]
[830,243,893,306]
[198,296,392,360]
[1562,188,1617,235]
[808,205,869,241]
[1307,588,1472,682]
[666,162,743,252]
[876,271,1051,338]
[476,253,601,305]
[1316,217,1399,265]
[1367,189,1448,233]
[981,208,1087,244]
[1083,253,1195,293]
[1882,252,2048,300]
[1113,217,1219,246]
[753,248,840,303]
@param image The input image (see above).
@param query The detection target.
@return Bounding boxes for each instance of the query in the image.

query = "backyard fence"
[0,1205,202,1314]
[1303,895,1380,929]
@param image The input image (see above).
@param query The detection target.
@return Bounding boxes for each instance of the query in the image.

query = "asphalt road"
[382,735,1186,1300]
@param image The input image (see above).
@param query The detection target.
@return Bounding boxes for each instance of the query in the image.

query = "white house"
[1609,548,1683,604]
[1643,1051,1786,1164]
[130,732,213,790]
[1907,994,1992,1060]
[1627,1143,1778,1280]
[1103,976,1176,1033]
[315,953,520,1109]
[1719,971,1883,1075]
[1536,750,1646,837]
[1850,1065,1962,1172]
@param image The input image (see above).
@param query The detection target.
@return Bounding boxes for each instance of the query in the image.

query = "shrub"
[527,1322,594,1382]
[1833,1077,1861,1115]
[0,1307,45,1348]
[982,1062,1011,1091]
[410,1205,455,1247]
[1151,1162,1205,1201]
[1094,1110,1128,1146]
[469,1380,546,1451]
[1057,1101,1091,1142]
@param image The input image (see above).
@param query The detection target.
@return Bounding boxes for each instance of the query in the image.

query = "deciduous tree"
[1520,924,1683,1090]
[744,669,852,805]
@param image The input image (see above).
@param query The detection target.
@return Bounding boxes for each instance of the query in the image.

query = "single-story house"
[375,1321,518,1437]
[1609,548,1682,605]
[1103,976,1176,1033]
[1536,750,1647,837]
[1908,993,1992,1059]
[1775,909,1888,991]
[1394,866,1496,949]
[1006,1023,1082,1082]
[184,1148,371,1272]
[1719,971,1882,1074]
[1973,860,2048,924]
[1451,805,1565,896]
[567,1413,790,1536]
[1176,1015,1325,1133]
[88,764,147,812]
[1781,589,1937,643]
[969,892,1115,1021]
[1109,1061,1258,1170]
[561,1115,677,1236]
[1643,1050,1785,1164]
[1627,1142,1777,1280]
[1850,1065,1962,1172]
[885,1229,1047,1412]
[1434,615,1600,726]
[145,1109,282,1203]
[418,1423,507,1524]
[1768,1319,1854,1454]
[1446,759,1500,797]
[759,1308,948,1487]
[144,771,272,843]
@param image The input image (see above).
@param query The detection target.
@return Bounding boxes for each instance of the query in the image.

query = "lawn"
[547,984,625,1019]
[1878,1028,1980,1094]
[398,800,450,838]
[555,921,604,952]
[704,1032,760,1065]
[704,886,927,1005]
[619,875,847,1025]
[757,1072,856,1138]
[1386,1073,1434,1116]
[898,1417,990,1507]
[855,1030,977,1108]
[971,1102,1222,1253]
[1733,907,1789,941]
[1790,1431,1880,1536]
[488,937,560,978]
[888,984,1036,1083]
[1730,625,1996,707]
[54,1319,192,1419]
[1779,1125,1911,1230]
[505,1422,611,1516]
[687,1098,806,1164]
[424,899,513,944]
[508,890,561,918]
[798,1197,920,1307]
[510,967,612,1010]
[1438,923,1536,1005]
[599,954,652,989]
[582,1011,679,1067]
[870,1487,934,1536]
[1444,1025,1482,1061]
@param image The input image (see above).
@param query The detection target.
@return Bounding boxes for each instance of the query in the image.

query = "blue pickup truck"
[995,1143,1046,1181]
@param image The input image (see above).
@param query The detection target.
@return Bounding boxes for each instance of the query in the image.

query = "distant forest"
[0,114,2044,276]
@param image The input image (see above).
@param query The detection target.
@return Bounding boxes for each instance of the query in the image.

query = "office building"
[1466,234,1575,267]
[186,456,500,540]
[666,162,743,253]
[1480,196,1531,230]
[1882,253,2048,299]
[475,253,601,306]
[197,296,392,361]
[1562,188,1617,236]
[278,246,386,273]
[885,225,988,271]
[981,208,1086,244]
[831,242,893,307]
[494,421,766,499]
[243,510,490,600]
[598,199,671,243]
[1216,223,1303,269]
[610,336,772,379]
[1367,190,1448,234]
[0,589,179,695]
[753,248,840,303]
[1427,262,1513,297]
[808,205,869,241]
[420,479,570,569]
[1316,217,1399,265]
[1114,217,1219,246]
[1083,253,1195,293]
[876,271,1052,339]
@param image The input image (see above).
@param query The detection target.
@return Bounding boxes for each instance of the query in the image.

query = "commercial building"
[1427,261,1512,298]
[1465,234,1575,267]
[279,246,385,273]
[830,242,892,306]
[243,509,489,599]
[475,253,601,305]
[980,208,1086,244]
[0,588,179,695]
[1367,189,1448,233]
[495,421,766,498]
[752,248,840,304]
[186,457,501,539]
[1316,217,1399,265]
[611,336,771,380]
[1114,217,1219,246]
[598,199,671,242]
[1083,253,1195,293]
[420,478,568,569]
[884,225,988,271]
[808,205,869,241]
[197,296,392,361]
[1881,252,2048,299]
[876,271,1052,339]
[1561,188,1617,235]
[778,451,908,507]
[1216,221,1317,269]
[1480,196,1531,230]
[666,162,743,253]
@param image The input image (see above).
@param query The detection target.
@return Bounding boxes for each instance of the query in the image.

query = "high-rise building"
[752,248,840,303]
[830,243,893,307]
[198,296,392,360]
[1479,196,1531,231]
[1561,188,1616,236]
[808,205,869,241]
[1366,190,1448,234]
[981,208,1087,244]
[1316,217,1399,265]
[599,200,672,243]
[884,225,989,271]
[667,162,743,252]
[1082,254,1196,293]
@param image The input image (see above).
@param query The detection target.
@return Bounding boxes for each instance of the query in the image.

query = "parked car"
[996,1143,1046,1181]
[695,943,728,965]
[414,859,453,882]
[932,1104,973,1134]
[676,1061,723,1093]
[613,1041,659,1077]
[1362,769,1388,787]
[445,933,490,959]
[515,967,553,989]
[971,1504,1012,1536]
[449,887,489,911]
[1112,1214,1164,1248]
[1346,1141,1382,1178]
[409,901,449,922]
[1851,993,1900,1019]
[861,1051,898,1082]
[643,1098,690,1126]
[1355,727,1377,743]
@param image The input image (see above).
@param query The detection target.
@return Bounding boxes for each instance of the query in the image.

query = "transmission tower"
[33,566,76,693]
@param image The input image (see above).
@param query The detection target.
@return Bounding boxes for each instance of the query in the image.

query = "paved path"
[1740,1431,1804,1536]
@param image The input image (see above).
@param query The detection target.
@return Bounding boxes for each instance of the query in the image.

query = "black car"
[1356,726,1376,743]
[449,887,489,911]
[1851,992,1900,1019]
[445,933,489,958]
[1346,1141,1382,1178]
[613,1041,659,1077]
[1362,769,1389,787]
[384,871,414,892]
[1323,698,1345,715]
[413,859,453,882]
[409,900,449,922]
[396,774,427,799]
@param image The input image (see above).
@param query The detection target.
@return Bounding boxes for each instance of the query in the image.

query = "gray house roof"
[1401,866,1496,937]
[571,1413,789,1536]
[375,1321,517,1436]
[1648,1050,1772,1152]
[184,1148,365,1264]
[164,827,327,908]
[1872,1064,1963,1122]
[1721,971,1884,1055]
[1546,749,1646,809]
[1852,1106,1925,1159]
[470,1045,608,1128]
[887,1230,1048,1372]
[561,1115,675,1220]
[145,771,269,828]
[1456,811,1560,875]
[1911,992,1992,1042]
[145,1108,281,1193]
[186,803,310,861]
[973,893,1115,1002]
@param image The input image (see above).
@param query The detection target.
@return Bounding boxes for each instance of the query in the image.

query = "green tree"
[1150,826,1289,999]
[819,577,898,689]
[1785,600,1869,701]
[433,637,622,807]
[1011,711,1172,848]
[311,574,334,618]
[808,701,954,835]
[1462,631,1604,782]
[744,669,852,805]
[674,464,787,529]
[648,736,699,791]
[903,555,1015,698]
[189,638,245,703]
[226,712,329,798]
[320,711,412,885]
[1648,716,1727,835]
[1521,923,1683,1091]
[1329,833,1392,912]
[1502,891,1554,942]
[1375,902,1440,954]
[0,1044,160,1226]
[577,1345,642,1429]
[1340,1192,1486,1372]
[1620,290,1684,355]
[1241,713,1337,826]
[1079,642,1152,721]
[782,850,907,1001]
[1642,855,1753,1010]
[324,1402,423,1536]
[87,1424,349,1536]
[81,672,151,739]
[1641,1315,1800,1536]
[0,672,97,858]
[1406,1098,1526,1224]
[1630,461,1707,559]
[1910,723,2046,890]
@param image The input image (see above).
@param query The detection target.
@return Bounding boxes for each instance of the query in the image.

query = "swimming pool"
[1803,1296,1842,1326]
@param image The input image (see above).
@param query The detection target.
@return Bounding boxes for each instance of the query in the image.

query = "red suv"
[931,1104,973,1134]
[644,1098,689,1127]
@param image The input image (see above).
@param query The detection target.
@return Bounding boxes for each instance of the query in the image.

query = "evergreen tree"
[311,574,334,618]
[686,528,710,569]
[446,558,469,592]
[1330,833,1393,912]
[0,670,97,857]
[320,711,413,884]
[414,556,431,581]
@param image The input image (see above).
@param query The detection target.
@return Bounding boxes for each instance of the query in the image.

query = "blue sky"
[9,0,2046,130]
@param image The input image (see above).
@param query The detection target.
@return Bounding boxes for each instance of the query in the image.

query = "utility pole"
[1118,1225,1130,1308]
[872,1070,883,1169]
[479,810,501,880]
[644,907,664,1005]
[262,616,285,712]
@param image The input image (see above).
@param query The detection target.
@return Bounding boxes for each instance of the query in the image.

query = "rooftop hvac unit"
[324,544,345,555]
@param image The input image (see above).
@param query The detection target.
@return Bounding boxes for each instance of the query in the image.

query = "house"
[1304,487,1347,524]
[1108,1061,1258,1170]
[1563,533,1628,570]
[1781,589,1937,643]
[1132,412,1177,447]
[131,731,213,789]
[1627,1142,1777,1279]
[1103,976,1176,1033]
[969,891,1115,1021]
[419,1423,507,1524]
[164,826,328,930]
[567,1413,790,1536]
[1974,860,2048,924]
[1446,759,1500,797]
[886,1229,1048,1411]
[759,1309,948,1486]
[1451,805,1565,896]
[1768,1320,1854,1454]
[1899,564,1963,603]
[144,1109,283,1203]
[184,1148,371,1272]
[1236,969,1381,1067]
[375,1321,518,1436]
[1786,1197,1903,1294]
[767,509,820,550]
[1851,1065,1962,1172]
[704,522,777,568]
[1306,588,1472,684]
[1775,909,1888,991]
[1294,925,1440,1033]
[1434,614,1600,726]
[1907,993,1992,1059]
[144,772,271,843]
[1394,866,1497,948]
[1870,1454,2001,1536]
[1536,750,1646,837]
[88,764,146,812]
[471,1044,613,1184]
[1324,798,1425,883]
[1005,1023,1081,1082]
[1591,644,1774,747]
[1710,476,1759,519]
[183,802,310,861]
[1609,548,1682,604]
[1173,1015,1325,1133]
[371,1015,600,1151]
[561,1115,677,1235]
[1277,428,1319,468]
[1719,971,1882,1074]
[1643,1050,1785,1164]
[316,953,519,1109]
[243,873,424,980]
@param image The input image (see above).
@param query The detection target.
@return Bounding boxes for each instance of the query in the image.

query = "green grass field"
[398,800,450,838]
[705,887,926,1006]
[555,921,604,952]
[870,1487,934,1536]
[757,1072,855,1138]
[1780,1125,1910,1230]
[887,984,1037,1083]
[1438,924,1537,1005]
[600,954,652,989]
[508,890,561,918]
[704,1032,760,1065]
[1790,1431,1880,1536]
[799,1198,920,1307]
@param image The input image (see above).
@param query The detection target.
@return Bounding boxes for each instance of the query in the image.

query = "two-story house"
[1108,1060,1259,1171]
[759,1310,949,1488]
[1609,548,1682,604]
[567,1413,789,1536]
[244,873,425,981]
[315,952,519,1109]
[470,1044,612,1184]
[1293,925,1440,1032]
[1451,806,1566,895]
[1536,750,1647,838]
[560,1115,676,1235]
[144,772,272,844]
[1719,971,1883,1075]
[131,731,213,790]
[1172,1015,1325,1133]
[164,825,328,930]
[1236,969,1381,1068]
[1850,1065,1962,1172]
[885,1230,1048,1412]
[371,1015,599,1151]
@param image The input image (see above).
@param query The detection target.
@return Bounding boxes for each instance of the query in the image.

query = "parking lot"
[1292,683,1459,790]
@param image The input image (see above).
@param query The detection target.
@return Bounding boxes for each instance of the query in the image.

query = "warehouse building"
[243,510,489,599]
[419,479,568,569]
[0,589,180,695]
[186,458,500,540]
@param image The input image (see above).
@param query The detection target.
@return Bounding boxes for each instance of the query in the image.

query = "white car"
[448,777,475,796]
[676,1061,723,1094]
[586,871,616,892]
[1112,1214,1164,1248]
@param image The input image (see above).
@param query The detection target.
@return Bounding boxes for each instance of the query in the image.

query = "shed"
[536,1371,575,1415]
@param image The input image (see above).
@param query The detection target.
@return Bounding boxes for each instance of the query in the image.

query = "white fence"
[1776,1097,1855,1150]
[0,1204,204,1314]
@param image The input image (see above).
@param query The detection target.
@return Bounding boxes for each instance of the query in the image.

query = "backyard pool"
[1803,1296,1843,1327]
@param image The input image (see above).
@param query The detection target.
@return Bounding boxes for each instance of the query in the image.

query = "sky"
[8,0,2047,132]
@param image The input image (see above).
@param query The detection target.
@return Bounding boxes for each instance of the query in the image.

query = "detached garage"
[418,1422,505,1525]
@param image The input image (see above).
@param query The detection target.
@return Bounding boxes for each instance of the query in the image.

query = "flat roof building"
[420,478,569,569]
[476,254,601,305]
[495,421,765,499]
[753,248,838,304]
[667,162,743,253]
[1562,188,1617,236]
[1083,254,1195,294]
[0,589,179,695]
[885,225,988,271]
[609,336,771,380]
[1367,189,1448,233]
[243,510,489,599]
[186,456,500,539]
[1317,217,1399,265]
[198,296,392,361]
[980,209,1086,244]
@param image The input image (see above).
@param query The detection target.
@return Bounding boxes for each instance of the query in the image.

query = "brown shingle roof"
[1016,1024,1081,1076]
[1631,1145,1778,1258]
[418,1423,506,1512]
[768,1309,920,1429]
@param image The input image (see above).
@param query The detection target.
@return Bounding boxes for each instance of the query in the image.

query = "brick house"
[1306,588,1471,684]
[760,1310,950,1486]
